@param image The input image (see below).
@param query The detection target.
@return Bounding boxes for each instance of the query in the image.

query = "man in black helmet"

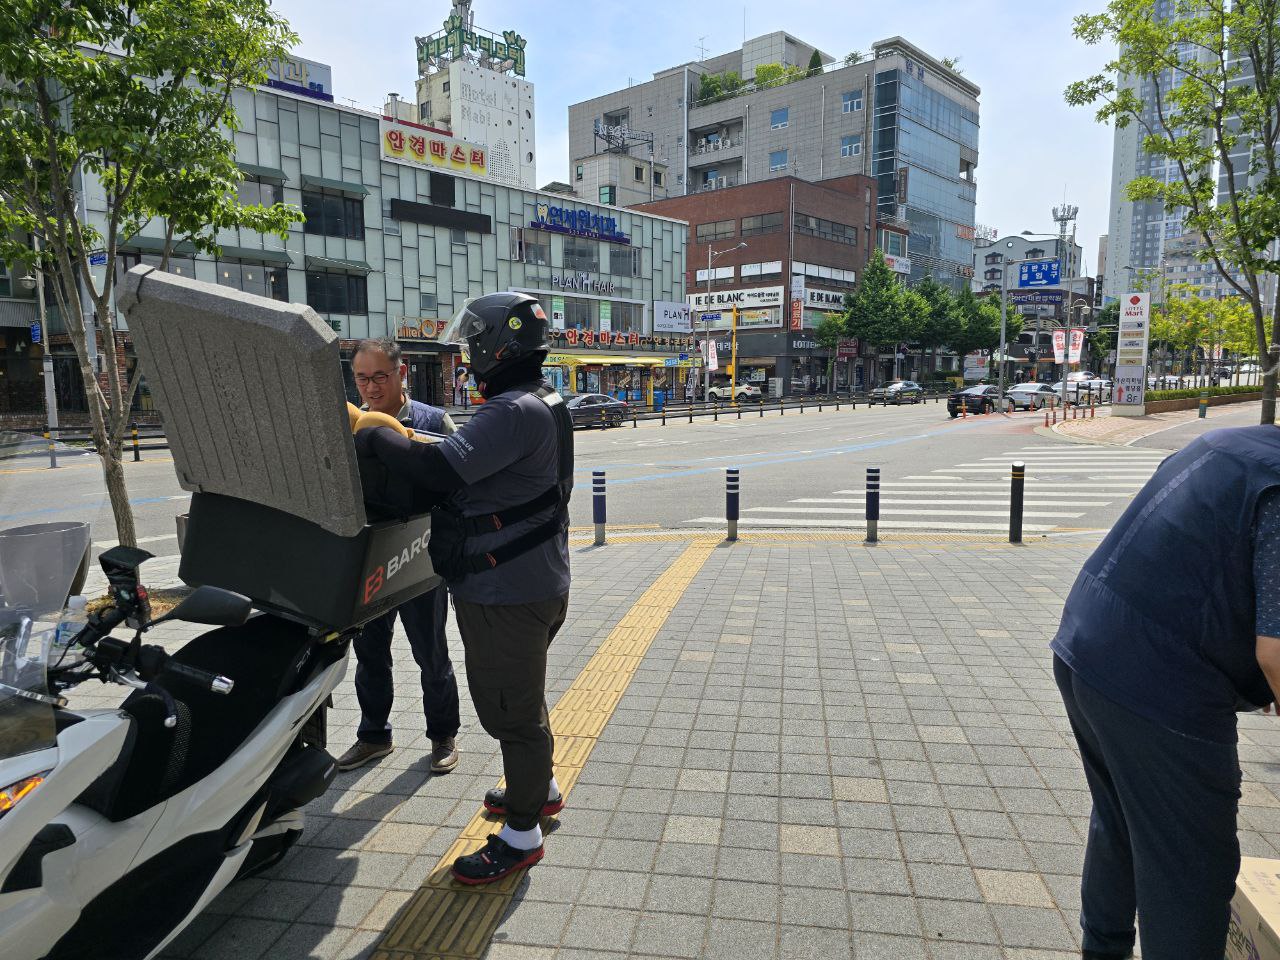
[354,292,572,886]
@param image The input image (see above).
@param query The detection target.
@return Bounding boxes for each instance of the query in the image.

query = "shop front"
[394,316,453,408]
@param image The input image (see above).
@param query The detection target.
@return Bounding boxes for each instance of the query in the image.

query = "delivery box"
[1228,857,1280,960]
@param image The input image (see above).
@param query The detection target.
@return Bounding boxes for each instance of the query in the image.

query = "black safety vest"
[428,384,574,580]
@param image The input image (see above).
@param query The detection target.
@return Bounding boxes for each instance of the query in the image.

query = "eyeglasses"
[354,371,395,388]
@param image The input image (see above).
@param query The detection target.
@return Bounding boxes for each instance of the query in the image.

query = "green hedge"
[1147,385,1261,402]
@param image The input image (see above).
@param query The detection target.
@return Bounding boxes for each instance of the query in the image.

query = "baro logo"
[363,529,431,605]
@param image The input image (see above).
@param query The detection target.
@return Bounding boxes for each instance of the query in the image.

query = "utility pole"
[1052,203,1079,413]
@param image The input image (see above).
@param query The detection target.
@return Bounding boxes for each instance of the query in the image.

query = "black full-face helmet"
[441,292,550,380]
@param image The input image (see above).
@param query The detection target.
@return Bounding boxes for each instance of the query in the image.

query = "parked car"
[707,378,763,402]
[1050,378,1112,404]
[565,393,629,428]
[1147,374,1183,390]
[868,380,925,405]
[1004,382,1059,410]
[948,384,1012,417]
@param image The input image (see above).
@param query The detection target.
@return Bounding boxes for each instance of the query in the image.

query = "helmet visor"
[439,301,487,346]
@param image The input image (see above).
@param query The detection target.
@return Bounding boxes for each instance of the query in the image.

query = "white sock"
[548,776,561,800]
[498,823,543,850]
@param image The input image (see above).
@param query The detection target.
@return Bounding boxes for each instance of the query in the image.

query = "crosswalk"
[685,445,1169,534]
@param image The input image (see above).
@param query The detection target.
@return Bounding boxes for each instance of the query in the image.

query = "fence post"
[45,428,57,469]
[726,468,739,542]
[132,422,140,462]
[689,406,694,424]
[759,401,764,418]
[865,467,880,544]
[1009,461,1025,544]
[662,407,666,426]
[713,402,719,422]
[592,470,606,546]
[1199,390,1209,419]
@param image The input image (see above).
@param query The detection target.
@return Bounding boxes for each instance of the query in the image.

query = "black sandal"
[483,786,565,817]
[452,834,544,885]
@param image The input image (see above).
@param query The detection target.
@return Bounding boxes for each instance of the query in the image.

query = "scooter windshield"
[0,429,99,760]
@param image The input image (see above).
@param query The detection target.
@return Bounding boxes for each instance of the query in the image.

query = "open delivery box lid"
[119,266,439,631]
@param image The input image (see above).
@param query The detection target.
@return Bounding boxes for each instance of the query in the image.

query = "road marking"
[685,516,1056,532]
[374,538,718,960]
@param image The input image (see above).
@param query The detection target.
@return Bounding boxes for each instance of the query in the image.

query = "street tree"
[845,250,911,385]
[1067,0,1280,423]
[0,0,301,546]
[950,287,1014,377]
[914,275,960,381]
[814,312,846,393]
[807,50,823,76]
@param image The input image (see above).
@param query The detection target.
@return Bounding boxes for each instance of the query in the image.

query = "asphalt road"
[2,397,1234,560]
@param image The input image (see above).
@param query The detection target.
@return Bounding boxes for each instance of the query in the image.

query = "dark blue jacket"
[1052,426,1280,742]
[400,399,448,434]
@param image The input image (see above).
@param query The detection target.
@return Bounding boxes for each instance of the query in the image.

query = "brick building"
[637,175,880,393]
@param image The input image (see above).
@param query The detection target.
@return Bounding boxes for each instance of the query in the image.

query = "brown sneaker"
[335,741,393,772]
[430,737,459,773]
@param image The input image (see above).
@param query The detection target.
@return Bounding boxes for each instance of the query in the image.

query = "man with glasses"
[337,338,461,774]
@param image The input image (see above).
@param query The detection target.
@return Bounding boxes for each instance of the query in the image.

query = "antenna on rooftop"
[696,36,708,60]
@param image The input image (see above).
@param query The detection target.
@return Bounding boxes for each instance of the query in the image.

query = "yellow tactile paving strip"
[371,537,719,960]
[568,530,1105,548]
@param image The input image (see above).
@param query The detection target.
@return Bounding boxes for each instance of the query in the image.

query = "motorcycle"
[0,454,354,960]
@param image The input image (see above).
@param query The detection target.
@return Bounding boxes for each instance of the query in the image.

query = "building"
[568,33,980,291]
[0,56,689,422]
[974,233,1093,381]
[575,150,670,208]
[408,3,536,190]
[1097,233,1108,294]
[1103,1,1212,303]
[638,175,880,392]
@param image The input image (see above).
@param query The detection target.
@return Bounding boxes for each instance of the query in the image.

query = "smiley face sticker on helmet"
[508,317,523,330]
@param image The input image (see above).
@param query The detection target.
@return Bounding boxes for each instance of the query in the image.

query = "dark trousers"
[453,594,568,831]
[354,585,459,745]
[1053,655,1241,959]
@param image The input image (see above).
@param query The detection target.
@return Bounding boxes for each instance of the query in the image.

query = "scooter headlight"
[0,773,49,817]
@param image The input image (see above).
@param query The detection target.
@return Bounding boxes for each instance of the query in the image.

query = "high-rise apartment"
[568,33,980,291]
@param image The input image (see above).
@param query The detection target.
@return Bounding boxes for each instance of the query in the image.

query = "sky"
[273,0,1119,269]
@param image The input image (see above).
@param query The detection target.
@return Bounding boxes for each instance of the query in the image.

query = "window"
[420,292,438,311]
[450,228,466,245]
[695,266,734,284]
[840,134,862,158]
[525,232,550,265]
[769,149,788,171]
[634,164,645,183]
[301,191,365,239]
[609,246,640,276]
[793,212,857,245]
[653,170,664,186]
[563,237,599,272]
[770,107,789,129]
[212,259,287,301]
[442,81,450,92]
[1026,247,1045,259]
[984,252,1004,264]
[305,272,368,315]
[842,90,864,113]
[599,185,616,205]
[740,260,783,280]
[237,176,283,207]
[739,212,783,238]
[0,262,10,298]
[984,268,1001,280]
[575,164,584,182]
[695,220,735,243]
[430,172,456,207]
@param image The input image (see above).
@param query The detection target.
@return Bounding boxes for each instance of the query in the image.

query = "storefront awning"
[304,255,371,274]
[237,161,288,182]
[301,174,369,196]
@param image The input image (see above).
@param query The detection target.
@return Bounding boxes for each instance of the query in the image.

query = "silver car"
[1004,382,1059,410]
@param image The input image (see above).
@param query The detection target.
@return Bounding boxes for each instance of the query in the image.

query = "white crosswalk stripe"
[683,444,1164,533]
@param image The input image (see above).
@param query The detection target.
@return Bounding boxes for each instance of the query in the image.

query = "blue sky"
[273,0,1117,268]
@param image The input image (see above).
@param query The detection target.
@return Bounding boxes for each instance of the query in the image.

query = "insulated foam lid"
[119,265,367,537]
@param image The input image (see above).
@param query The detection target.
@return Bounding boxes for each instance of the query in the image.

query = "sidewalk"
[93,531,1279,960]
[1048,400,1263,446]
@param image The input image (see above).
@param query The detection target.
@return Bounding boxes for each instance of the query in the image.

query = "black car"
[947,384,1010,417]
[565,393,629,428]
[868,380,925,405]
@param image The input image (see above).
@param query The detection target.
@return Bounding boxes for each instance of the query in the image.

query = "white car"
[707,380,763,402]
[1004,382,1059,410]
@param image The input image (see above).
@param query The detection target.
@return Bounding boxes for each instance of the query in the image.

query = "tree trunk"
[100,446,137,548]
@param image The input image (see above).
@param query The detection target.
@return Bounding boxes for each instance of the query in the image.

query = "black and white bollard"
[865,467,880,543]
[1009,461,1025,544]
[592,470,606,546]
[726,468,740,541]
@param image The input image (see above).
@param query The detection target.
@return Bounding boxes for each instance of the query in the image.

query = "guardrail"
[11,423,170,468]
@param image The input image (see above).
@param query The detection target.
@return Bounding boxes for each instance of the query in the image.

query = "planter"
[1143,391,1261,414]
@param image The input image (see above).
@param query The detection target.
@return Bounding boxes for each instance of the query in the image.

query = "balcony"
[689,135,744,162]
[697,176,739,192]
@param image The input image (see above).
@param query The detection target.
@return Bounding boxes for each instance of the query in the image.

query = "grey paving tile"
[702,917,779,960]
[779,885,850,929]
[779,924,854,960]
[645,874,714,915]
[711,879,781,921]
[989,904,1078,950]
[561,904,639,952]
[848,892,922,937]
[916,896,999,944]
[632,911,705,959]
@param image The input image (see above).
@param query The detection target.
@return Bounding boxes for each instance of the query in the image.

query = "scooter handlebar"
[137,645,235,695]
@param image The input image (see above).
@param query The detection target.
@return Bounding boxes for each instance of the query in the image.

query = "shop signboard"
[265,55,333,101]
[381,118,487,178]
[789,299,804,331]
[599,301,612,334]
[531,202,630,244]
[416,13,527,77]
[548,328,697,351]
[883,254,912,275]
[805,288,846,311]
[550,272,616,295]
[836,338,859,359]
[1113,292,1151,415]
[687,286,783,312]
[550,296,566,329]
[396,317,448,340]
[653,300,692,334]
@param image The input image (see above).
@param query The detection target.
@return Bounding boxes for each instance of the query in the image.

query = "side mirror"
[151,585,252,628]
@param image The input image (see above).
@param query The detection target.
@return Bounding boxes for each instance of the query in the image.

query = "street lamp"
[703,240,747,401]
[19,235,58,431]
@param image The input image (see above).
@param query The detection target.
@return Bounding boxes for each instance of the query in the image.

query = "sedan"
[1004,382,1059,410]
[869,380,925,405]
[948,384,1012,417]
[565,393,629,428]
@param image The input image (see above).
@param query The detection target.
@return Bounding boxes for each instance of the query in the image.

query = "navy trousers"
[354,585,459,745]
[1054,655,1241,959]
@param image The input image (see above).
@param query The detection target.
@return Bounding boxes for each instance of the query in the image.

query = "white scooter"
[0,528,352,960]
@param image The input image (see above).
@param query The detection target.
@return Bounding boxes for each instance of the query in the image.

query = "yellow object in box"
[351,409,440,444]
[1228,857,1280,960]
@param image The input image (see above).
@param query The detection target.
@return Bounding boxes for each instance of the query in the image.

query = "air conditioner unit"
[698,138,707,147]
[716,176,727,188]
[697,144,706,154]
